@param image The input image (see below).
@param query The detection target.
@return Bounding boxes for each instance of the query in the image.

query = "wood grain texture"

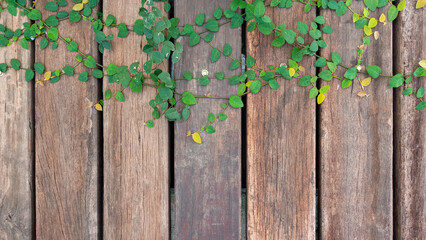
[174,1,241,239]
[394,2,426,239]
[103,1,169,239]
[246,4,316,240]
[0,11,33,240]
[320,3,393,239]
[35,1,99,239]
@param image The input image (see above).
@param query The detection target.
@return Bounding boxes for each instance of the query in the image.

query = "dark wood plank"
[320,3,393,239]
[394,2,426,239]
[35,1,99,238]
[0,10,33,240]
[246,3,316,240]
[102,1,169,239]
[174,1,241,239]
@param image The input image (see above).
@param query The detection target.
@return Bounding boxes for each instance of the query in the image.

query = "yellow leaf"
[187,130,191,136]
[417,0,426,9]
[246,81,253,87]
[289,68,296,77]
[361,77,371,87]
[94,103,102,111]
[317,93,325,104]
[44,71,51,80]
[192,132,202,144]
[82,0,89,3]
[358,90,367,98]
[363,8,369,17]
[419,60,426,69]
[72,3,84,11]
[397,0,406,11]
[374,31,379,40]
[363,26,372,36]
[352,13,359,23]
[368,18,377,28]
[379,13,386,23]
[299,66,305,72]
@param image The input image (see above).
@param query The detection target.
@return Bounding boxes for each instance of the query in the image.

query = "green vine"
[0,0,425,144]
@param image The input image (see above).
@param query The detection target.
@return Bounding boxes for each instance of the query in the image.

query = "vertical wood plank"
[246,4,316,240]
[394,2,426,239]
[0,11,33,240]
[174,1,241,239]
[320,3,393,239]
[35,1,99,239]
[103,1,169,239]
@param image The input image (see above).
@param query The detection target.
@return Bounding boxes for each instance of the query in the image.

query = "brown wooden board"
[320,3,393,239]
[0,10,33,240]
[174,0,241,239]
[246,3,316,240]
[35,1,100,238]
[394,2,426,239]
[102,1,170,239]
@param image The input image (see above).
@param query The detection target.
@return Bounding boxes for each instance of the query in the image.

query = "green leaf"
[206,125,215,134]
[182,91,197,105]
[146,120,154,128]
[417,87,425,98]
[364,0,378,11]
[344,68,358,80]
[254,1,265,17]
[205,19,219,32]
[105,89,111,99]
[223,43,232,56]
[92,69,103,78]
[118,23,129,38]
[10,59,21,70]
[47,27,59,41]
[389,74,404,88]
[414,67,426,77]
[44,2,59,11]
[67,41,78,52]
[250,79,262,93]
[230,60,240,70]
[388,5,398,22]
[208,113,215,123]
[320,85,330,94]
[322,25,333,34]
[105,14,117,26]
[246,55,255,68]
[214,8,223,19]
[25,69,34,82]
[182,108,190,120]
[315,57,327,67]
[416,102,426,111]
[269,79,280,89]
[211,48,221,62]
[272,36,285,47]
[309,29,321,39]
[158,86,173,100]
[183,72,193,80]
[44,15,59,27]
[402,87,413,95]
[296,22,308,35]
[0,63,7,72]
[34,62,45,74]
[342,78,352,89]
[200,76,210,85]
[229,95,244,108]
[84,56,97,69]
[218,113,228,121]
[318,70,332,81]
[115,91,125,102]
[78,72,89,82]
[28,9,42,20]
[21,38,29,50]
[62,66,74,76]
[215,72,224,79]
[298,75,311,87]
[195,13,205,26]
[39,37,49,49]
[309,87,319,98]
[189,32,200,46]
[331,52,342,65]
[366,65,382,78]
[314,16,325,24]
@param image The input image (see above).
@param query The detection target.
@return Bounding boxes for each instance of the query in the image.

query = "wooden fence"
[0,0,425,239]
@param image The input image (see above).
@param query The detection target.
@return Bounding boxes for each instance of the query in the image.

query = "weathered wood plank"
[103,1,169,239]
[246,3,316,240]
[394,2,426,239]
[174,1,241,239]
[35,1,99,239]
[0,10,33,240]
[320,3,393,239]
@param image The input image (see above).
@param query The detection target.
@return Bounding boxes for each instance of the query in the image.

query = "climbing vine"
[0,0,425,143]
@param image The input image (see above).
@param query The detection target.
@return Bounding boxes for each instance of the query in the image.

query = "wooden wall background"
[0,0,425,239]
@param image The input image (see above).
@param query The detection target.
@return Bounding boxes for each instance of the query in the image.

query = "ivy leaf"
[223,43,232,56]
[211,48,221,63]
[269,80,280,89]
[416,102,426,111]
[332,52,342,65]
[28,9,42,20]
[206,125,215,134]
[158,86,173,100]
[317,93,325,104]
[34,63,45,74]
[182,91,197,105]
[25,69,34,82]
[366,65,382,78]
[78,72,88,82]
[229,95,244,108]
[195,13,205,26]
[254,1,265,17]
[219,113,228,121]
[344,68,357,80]
[318,70,332,81]
[402,87,413,95]
[183,72,193,80]
[208,113,215,123]
[189,32,200,46]
[389,74,404,88]
[84,56,97,69]
[10,59,21,70]
[62,66,74,76]
[117,23,129,38]
[417,87,425,98]
[205,19,219,32]
[47,27,59,41]
[342,79,352,88]
[250,79,262,93]
[44,2,59,11]
[364,0,378,11]
[105,14,117,26]
[417,0,426,9]
[297,22,308,35]
[115,91,125,102]
[192,132,202,144]
[72,3,84,11]
[387,5,398,22]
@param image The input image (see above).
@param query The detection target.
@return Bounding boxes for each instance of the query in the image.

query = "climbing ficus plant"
[0,0,425,144]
